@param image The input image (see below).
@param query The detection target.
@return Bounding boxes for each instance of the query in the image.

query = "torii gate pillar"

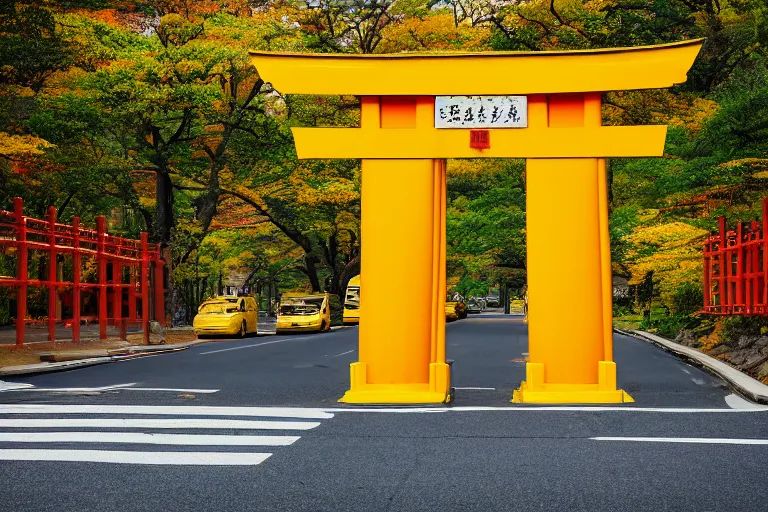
[252,40,702,404]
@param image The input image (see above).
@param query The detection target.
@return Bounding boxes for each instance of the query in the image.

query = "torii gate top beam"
[250,40,703,160]
[251,39,703,96]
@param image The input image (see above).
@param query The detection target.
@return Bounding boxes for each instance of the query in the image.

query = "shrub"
[671,282,703,316]
[722,316,768,344]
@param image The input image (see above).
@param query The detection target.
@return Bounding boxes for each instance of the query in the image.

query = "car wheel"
[240,321,247,338]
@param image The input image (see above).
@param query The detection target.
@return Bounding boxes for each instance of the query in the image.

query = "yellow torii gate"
[251,40,702,404]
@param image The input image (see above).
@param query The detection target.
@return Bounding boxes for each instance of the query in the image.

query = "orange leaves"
[377,13,492,53]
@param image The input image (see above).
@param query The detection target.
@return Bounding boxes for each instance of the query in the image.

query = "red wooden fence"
[0,197,165,346]
[702,197,768,316]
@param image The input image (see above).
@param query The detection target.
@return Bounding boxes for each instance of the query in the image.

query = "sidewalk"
[0,323,143,345]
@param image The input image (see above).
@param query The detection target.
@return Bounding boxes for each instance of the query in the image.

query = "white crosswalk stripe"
[0,403,331,466]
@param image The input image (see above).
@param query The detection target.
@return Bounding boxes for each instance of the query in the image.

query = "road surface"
[1,314,766,511]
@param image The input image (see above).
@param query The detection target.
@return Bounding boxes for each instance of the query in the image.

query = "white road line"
[725,393,765,410]
[454,387,496,390]
[0,381,34,391]
[0,450,272,465]
[199,336,314,355]
[325,406,768,413]
[2,404,766,417]
[0,432,300,446]
[326,350,354,358]
[115,388,220,394]
[0,404,333,419]
[0,418,321,430]
[12,383,138,393]
[592,437,768,445]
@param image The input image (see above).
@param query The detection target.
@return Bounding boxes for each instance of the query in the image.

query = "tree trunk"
[155,171,174,246]
[305,255,322,292]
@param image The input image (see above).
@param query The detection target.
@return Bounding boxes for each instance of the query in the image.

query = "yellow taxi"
[193,295,258,337]
[276,293,331,334]
[343,275,360,325]
[510,298,526,314]
[445,295,467,321]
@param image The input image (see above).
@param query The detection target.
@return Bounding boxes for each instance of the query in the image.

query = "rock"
[675,330,699,348]
[150,321,165,335]
[708,345,731,357]
[737,335,754,349]
[755,336,768,349]
[729,350,749,366]
[148,321,166,345]
[744,353,768,370]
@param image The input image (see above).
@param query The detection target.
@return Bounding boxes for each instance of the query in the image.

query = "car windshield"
[199,303,238,314]
[280,299,323,315]
[345,287,360,309]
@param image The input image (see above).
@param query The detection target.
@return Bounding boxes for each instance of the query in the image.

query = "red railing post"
[72,217,81,343]
[718,216,727,313]
[703,239,711,312]
[153,254,165,327]
[114,261,122,328]
[128,265,137,324]
[763,198,768,309]
[140,233,150,344]
[97,216,107,340]
[14,198,27,347]
[736,222,744,312]
[47,206,57,341]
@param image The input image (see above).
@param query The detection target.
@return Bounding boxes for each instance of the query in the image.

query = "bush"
[0,297,9,326]
[671,282,703,316]
[328,294,343,326]
[640,313,701,339]
[722,316,768,344]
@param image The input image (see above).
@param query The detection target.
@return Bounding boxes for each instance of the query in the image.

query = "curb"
[0,343,198,377]
[616,328,768,404]
[0,357,114,377]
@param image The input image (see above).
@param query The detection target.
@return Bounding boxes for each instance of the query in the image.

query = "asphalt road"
[1,314,767,511]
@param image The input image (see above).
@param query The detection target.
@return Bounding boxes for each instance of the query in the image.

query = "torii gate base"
[252,40,701,404]
[343,157,450,404]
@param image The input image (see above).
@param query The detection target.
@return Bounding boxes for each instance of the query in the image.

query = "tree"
[0,2,72,92]
[299,0,397,54]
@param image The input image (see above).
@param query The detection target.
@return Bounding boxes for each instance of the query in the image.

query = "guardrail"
[0,198,165,346]
[702,197,768,316]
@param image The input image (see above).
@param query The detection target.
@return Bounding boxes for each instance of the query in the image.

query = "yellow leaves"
[626,221,707,251]
[719,158,768,175]
[624,221,708,305]
[296,181,358,208]
[447,158,510,178]
[604,90,718,132]
[666,96,719,133]
[0,133,53,158]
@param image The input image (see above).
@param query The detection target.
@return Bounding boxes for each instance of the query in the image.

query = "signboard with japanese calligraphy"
[435,96,527,129]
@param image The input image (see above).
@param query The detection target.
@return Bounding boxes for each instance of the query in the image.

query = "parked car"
[466,298,483,314]
[445,295,467,321]
[510,298,526,314]
[343,275,360,325]
[193,295,258,338]
[276,293,331,333]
